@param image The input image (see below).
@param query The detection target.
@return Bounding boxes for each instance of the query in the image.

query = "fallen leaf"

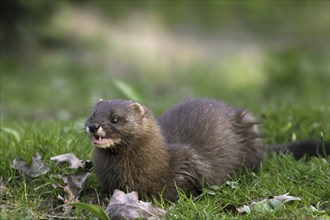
[50,153,92,169]
[106,189,166,220]
[63,172,91,190]
[49,152,92,213]
[237,193,301,214]
[54,172,91,212]
[272,193,301,204]
[10,154,50,177]
[60,172,91,203]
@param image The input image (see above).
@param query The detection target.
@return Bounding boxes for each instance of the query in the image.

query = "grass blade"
[67,203,109,220]
[1,126,21,142]
[113,80,143,102]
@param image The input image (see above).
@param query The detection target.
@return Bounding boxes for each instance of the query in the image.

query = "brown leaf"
[54,172,91,213]
[50,153,92,170]
[106,189,166,220]
[10,154,50,177]
[63,172,91,191]
[58,172,91,203]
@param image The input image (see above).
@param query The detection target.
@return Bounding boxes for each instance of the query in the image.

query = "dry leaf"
[106,189,166,220]
[50,153,92,169]
[50,152,91,213]
[54,172,91,212]
[60,172,91,203]
[63,172,91,190]
[10,154,50,177]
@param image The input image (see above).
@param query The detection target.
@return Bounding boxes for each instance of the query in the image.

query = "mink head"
[85,99,147,149]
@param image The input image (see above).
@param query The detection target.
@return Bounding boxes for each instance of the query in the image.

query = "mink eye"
[111,117,119,124]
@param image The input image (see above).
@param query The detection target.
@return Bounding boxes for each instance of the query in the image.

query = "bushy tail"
[268,139,330,159]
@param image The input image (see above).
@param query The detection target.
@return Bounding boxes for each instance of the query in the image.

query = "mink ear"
[96,98,103,104]
[94,98,104,107]
[129,103,145,116]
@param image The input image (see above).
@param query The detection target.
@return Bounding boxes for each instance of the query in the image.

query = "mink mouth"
[90,134,121,149]
[92,134,105,141]
[91,134,112,147]
[86,125,120,148]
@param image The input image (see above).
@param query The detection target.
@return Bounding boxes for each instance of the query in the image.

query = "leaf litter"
[54,172,91,212]
[50,153,92,212]
[11,152,310,218]
[8,153,166,220]
[10,153,50,177]
[8,153,306,218]
[106,189,166,220]
[9,152,93,213]
[50,153,92,169]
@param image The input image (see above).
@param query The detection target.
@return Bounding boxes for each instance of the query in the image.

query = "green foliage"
[67,203,109,220]
[1,1,329,219]
[263,49,329,103]
[0,105,329,219]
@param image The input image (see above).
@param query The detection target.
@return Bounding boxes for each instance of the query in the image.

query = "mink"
[85,98,329,201]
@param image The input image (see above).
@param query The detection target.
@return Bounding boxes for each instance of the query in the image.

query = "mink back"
[158,98,265,189]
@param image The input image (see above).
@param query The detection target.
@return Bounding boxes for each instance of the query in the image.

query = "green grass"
[1,103,329,219]
[1,2,329,218]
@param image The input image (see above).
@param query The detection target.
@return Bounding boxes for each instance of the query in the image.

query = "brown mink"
[85,98,329,201]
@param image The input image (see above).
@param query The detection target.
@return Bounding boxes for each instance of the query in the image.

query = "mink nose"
[88,124,100,133]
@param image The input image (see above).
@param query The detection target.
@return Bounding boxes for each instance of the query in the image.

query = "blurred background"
[1,0,329,122]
